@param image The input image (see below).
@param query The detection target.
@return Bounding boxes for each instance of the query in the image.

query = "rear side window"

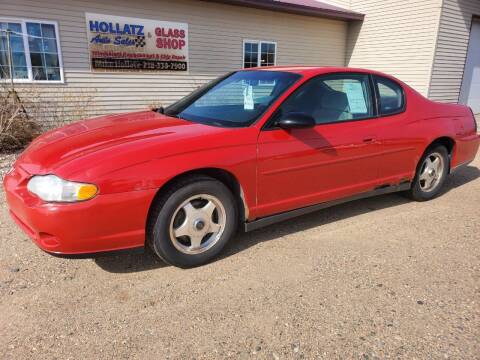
[374,76,405,115]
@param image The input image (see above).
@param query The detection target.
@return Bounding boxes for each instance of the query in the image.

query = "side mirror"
[277,112,315,129]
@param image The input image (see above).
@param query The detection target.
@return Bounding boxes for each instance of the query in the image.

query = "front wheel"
[405,145,449,201]
[147,176,238,268]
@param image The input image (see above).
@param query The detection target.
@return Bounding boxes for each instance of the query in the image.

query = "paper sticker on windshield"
[344,81,367,114]
[244,85,254,110]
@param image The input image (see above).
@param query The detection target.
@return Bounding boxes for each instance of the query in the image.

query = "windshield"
[164,70,301,127]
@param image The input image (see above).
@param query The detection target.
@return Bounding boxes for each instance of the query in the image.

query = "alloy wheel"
[169,194,226,255]
[419,152,445,192]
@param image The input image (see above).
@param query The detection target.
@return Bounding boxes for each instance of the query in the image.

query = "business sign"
[86,13,188,72]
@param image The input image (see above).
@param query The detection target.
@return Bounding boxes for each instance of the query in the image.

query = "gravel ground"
[0,151,19,180]
[0,155,479,359]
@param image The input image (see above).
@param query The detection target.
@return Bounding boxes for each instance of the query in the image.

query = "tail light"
[469,107,478,133]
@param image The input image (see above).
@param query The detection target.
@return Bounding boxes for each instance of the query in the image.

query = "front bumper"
[3,165,157,255]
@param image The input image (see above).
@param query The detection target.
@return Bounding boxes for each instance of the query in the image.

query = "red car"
[3,67,479,267]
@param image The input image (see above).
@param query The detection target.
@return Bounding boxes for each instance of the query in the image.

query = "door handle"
[363,137,376,143]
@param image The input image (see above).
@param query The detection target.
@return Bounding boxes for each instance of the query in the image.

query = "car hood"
[17,110,226,177]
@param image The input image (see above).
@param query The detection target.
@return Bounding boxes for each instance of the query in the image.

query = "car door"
[371,75,418,184]
[256,73,384,218]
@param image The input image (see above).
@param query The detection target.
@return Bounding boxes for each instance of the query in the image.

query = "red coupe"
[4,67,479,267]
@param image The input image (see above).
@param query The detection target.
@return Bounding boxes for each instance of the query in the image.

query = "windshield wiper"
[154,107,184,120]
[167,112,185,121]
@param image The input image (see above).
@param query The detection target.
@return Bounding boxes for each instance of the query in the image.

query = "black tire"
[405,145,450,201]
[147,175,238,268]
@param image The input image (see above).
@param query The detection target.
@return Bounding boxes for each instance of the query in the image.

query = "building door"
[460,19,480,114]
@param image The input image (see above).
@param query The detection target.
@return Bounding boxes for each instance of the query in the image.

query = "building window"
[243,40,276,68]
[0,19,63,82]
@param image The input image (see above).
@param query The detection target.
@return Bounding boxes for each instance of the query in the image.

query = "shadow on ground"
[94,165,480,273]
[94,248,167,273]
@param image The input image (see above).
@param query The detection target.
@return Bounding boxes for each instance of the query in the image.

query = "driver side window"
[273,73,374,125]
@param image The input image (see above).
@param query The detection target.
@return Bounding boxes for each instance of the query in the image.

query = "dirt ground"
[0,156,479,360]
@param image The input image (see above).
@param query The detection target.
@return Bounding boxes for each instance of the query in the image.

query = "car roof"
[246,66,407,87]
[249,65,391,76]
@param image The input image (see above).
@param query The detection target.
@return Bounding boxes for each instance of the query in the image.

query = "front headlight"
[27,175,98,202]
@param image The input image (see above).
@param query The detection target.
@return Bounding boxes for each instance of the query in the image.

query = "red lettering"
[156,37,186,49]
[156,37,164,48]
[155,27,187,49]
[155,27,185,38]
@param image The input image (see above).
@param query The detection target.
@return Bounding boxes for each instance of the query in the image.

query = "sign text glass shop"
[86,13,188,72]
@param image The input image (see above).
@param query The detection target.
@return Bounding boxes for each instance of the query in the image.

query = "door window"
[271,73,374,125]
[374,76,405,115]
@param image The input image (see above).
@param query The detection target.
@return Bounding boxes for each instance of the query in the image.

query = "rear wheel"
[406,145,449,201]
[147,176,238,268]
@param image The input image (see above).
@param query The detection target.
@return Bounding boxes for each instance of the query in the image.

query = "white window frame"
[0,17,64,84]
[242,39,277,68]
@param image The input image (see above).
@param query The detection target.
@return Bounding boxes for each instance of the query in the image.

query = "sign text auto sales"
[86,13,189,72]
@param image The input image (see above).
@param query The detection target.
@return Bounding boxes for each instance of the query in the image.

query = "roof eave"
[199,0,365,21]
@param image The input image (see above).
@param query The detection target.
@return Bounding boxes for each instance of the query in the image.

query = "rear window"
[374,76,405,116]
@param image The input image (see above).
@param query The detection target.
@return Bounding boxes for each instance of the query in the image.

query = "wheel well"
[146,168,247,235]
[424,137,455,173]
[429,137,455,155]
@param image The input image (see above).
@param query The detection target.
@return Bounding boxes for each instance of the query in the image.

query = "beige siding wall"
[429,0,480,103]
[0,0,348,123]
[345,0,443,97]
